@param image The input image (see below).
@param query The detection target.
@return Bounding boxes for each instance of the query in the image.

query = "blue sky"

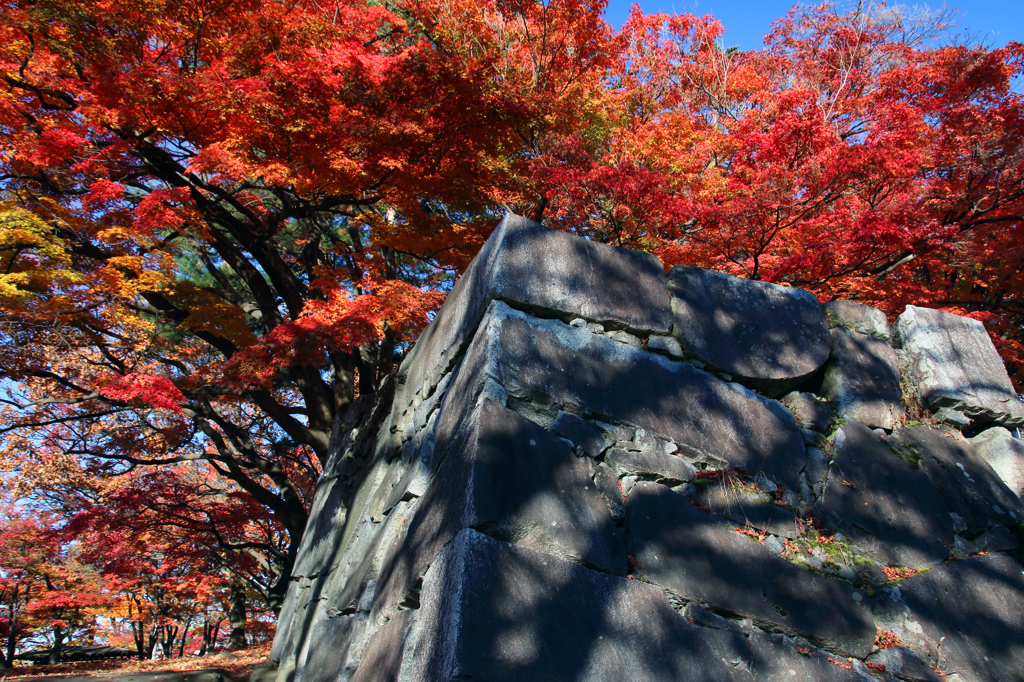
[602,1,1023,50]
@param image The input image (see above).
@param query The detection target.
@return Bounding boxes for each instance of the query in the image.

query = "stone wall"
[268,214,1024,682]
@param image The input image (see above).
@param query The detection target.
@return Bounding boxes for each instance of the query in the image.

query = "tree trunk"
[146,629,159,660]
[198,618,222,656]
[130,620,146,660]
[178,614,193,658]
[161,624,177,658]
[2,617,17,669]
[225,579,246,650]
[48,625,65,665]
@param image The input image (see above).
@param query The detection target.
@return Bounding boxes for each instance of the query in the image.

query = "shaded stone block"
[436,301,808,491]
[373,399,623,620]
[595,421,635,443]
[821,328,905,430]
[273,578,322,682]
[321,519,394,618]
[823,300,892,340]
[593,462,625,521]
[248,665,279,682]
[932,406,970,429]
[780,391,833,432]
[689,481,802,538]
[349,611,414,682]
[290,476,347,579]
[397,213,672,411]
[369,459,401,523]
[816,421,952,568]
[552,411,609,456]
[270,579,302,664]
[625,482,875,657]
[648,333,684,358]
[383,458,429,513]
[974,525,1020,552]
[410,528,870,682]
[873,552,1024,682]
[895,305,1024,428]
[293,610,355,682]
[280,451,417,658]
[633,427,675,454]
[605,447,696,483]
[667,266,831,396]
[891,424,1024,534]
[970,426,1024,501]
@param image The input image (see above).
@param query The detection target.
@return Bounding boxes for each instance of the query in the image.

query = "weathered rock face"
[823,299,892,340]
[970,426,1024,500]
[270,214,1024,682]
[371,398,625,624]
[442,301,808,491]
[873,552,1024,682]
[666,265,832,396]
[816,421,952,568]
[891,424,1024,535]
[821,327,905,430]
[395,213,673,415]
[409,529,873,682]
[625,482,875,657]
[895,304,1024,428]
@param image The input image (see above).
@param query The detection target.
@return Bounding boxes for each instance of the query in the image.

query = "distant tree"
[69,463,286,656]
[0,501,110,666]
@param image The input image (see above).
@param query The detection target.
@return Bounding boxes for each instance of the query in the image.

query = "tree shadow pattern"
[271,220,1024,682]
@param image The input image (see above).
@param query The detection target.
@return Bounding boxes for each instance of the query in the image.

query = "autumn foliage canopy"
[0,0,1022,659]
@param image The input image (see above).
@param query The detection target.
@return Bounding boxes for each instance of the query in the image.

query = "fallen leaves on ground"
[0,643,272,681]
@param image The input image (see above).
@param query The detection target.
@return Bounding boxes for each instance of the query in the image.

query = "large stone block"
[273,459,404,679]
[272,580,319,682]
[372,399,623,620]
[873,552,1024,682]
[688,481,802,538]
[822,300,892,340]
[970,426,1024,501]
[895,305,1024,427]
[270,580,302,664]
[604,447,696,483]
[864,646,943,682]
[293,610,355,682]
[396,213,672,410]
[409,528,870,682]
[816,422,952,568]
[290,476,347,579]
[891,424,1024,534]
[821,327,905,430]
[349,611,414,682]
[780,391,833,432]
[625,482,875,657]
[552,411,609,456]
[666,266,831,396]
[435,301,808,491]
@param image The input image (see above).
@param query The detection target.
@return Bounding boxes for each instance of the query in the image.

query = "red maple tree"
[539,2,1024,378]
[1,0,1023,634]
[0,0,612,611]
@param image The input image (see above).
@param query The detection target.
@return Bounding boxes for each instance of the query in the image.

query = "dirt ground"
[0,645,273,682]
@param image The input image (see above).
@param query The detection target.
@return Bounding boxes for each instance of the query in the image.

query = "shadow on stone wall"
[270,215,1024,682]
